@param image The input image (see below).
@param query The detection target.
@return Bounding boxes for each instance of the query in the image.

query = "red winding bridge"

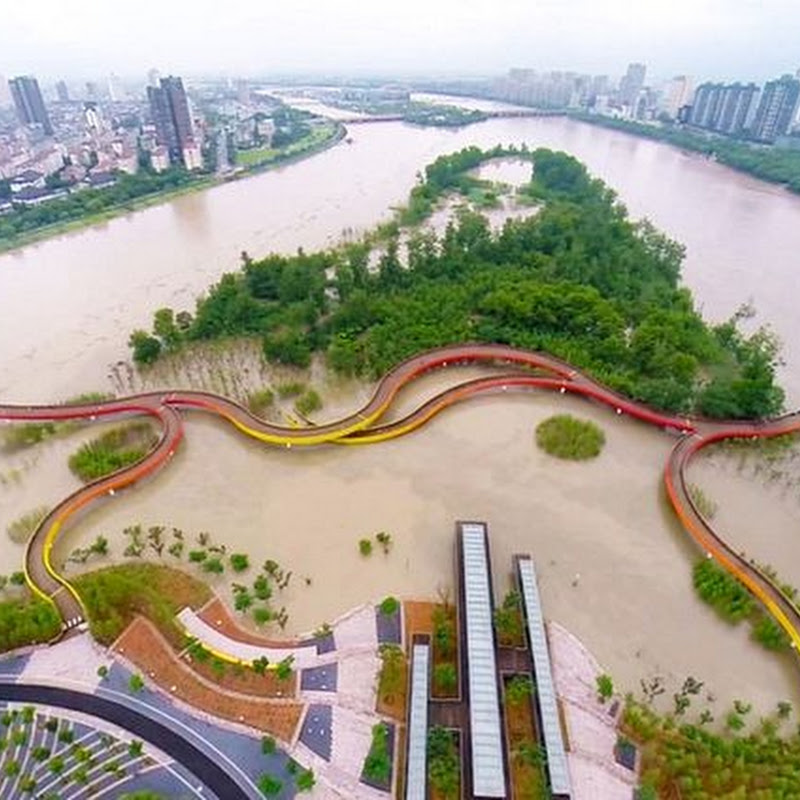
[3,343,800,654]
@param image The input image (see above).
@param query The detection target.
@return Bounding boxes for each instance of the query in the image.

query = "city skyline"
[2,0,800,84]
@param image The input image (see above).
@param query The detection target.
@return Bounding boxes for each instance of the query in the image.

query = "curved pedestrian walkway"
[2,343,800,659]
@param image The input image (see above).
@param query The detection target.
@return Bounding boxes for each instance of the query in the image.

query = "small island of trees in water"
[130,146,784,421]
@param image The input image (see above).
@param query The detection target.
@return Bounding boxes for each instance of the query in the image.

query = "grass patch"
[73,563,210,647]
[0,597,61,653]
[688,483,718,519]
[246,387,274,416]
[295,388,322,416]
[276,381,305,399]
[535,414,605,460]
[68,422,158,482]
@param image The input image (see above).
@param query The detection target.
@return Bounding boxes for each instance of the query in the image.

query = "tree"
[128,674,145,693]
[359,538,373,556]
[152,307,182,350]
[261,735,276,755]
[129,330,162,365]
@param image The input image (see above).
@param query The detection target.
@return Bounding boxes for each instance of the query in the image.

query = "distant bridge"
[336,108,564,124]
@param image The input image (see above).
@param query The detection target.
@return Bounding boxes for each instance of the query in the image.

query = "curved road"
[0,682,249,800]
[3,343,800,653]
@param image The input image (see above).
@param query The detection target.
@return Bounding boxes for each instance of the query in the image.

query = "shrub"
[359,538,373,556]
[427,727,459,798]
[202,557,224,574]
[296,768,315,792]
[295,389,322,416]
[230,553,250,573]
[379,596,399,616]
[258,773,283,796]
[128,674,145,692]
[247,387,274,416]
[188,549,207,563]
[261,735,276,755]
[253,607,272,626]
[378,644,405,703]
[596,673,614,702]
[276,656,294,681]
[128,739,144,757]
[363,723,392,786]
[535,414,605,460]
[434,663,458,694]
[68,423,158,482]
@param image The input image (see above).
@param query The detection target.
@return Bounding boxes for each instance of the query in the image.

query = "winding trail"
[3,343,800,656]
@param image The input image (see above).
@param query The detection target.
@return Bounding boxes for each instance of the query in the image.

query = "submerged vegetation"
[625,694,800,797]
[535,414,605,460]
[130,146,783,420]
[68,423,159,482]
[6,506,49,544]
[692,559,791,652]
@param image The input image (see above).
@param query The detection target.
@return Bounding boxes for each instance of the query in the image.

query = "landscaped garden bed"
[502,673,547,799]
[360,721,395,791]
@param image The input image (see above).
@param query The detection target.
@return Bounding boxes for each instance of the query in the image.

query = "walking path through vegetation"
[3,342,800,676]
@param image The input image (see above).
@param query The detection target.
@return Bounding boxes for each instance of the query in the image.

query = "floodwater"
[3,104,800,713]
[2,112,800,403]
[48,380,800,716]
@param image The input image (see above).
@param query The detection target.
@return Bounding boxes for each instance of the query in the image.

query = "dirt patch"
[114,616,303,741]
[404,600,436,639]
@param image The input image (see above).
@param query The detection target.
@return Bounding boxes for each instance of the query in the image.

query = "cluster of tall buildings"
[7,76,53,136]
[145,76,202,169]
[2,72,203,175]
[688,75,800,143]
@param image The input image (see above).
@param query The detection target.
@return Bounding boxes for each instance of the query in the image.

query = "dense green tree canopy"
[131,147,784,419]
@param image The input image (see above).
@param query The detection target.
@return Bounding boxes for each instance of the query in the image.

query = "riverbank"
[0,121,345,256]
[568,111,800,194]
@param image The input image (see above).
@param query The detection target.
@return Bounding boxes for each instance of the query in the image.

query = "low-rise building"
[150,146,170,172]
[182,142,203,170]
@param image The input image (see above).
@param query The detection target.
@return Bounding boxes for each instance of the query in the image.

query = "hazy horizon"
[2,0,799,87]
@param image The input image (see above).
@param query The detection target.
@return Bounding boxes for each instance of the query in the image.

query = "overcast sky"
[2,0,799,86]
